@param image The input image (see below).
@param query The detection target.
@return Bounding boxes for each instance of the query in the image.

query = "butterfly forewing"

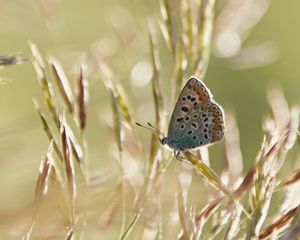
[166,76,225,151]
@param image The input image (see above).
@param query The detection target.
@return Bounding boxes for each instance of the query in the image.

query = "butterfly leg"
[186,149,200,160]
[174,150,192,166]
[174,150,180,159]
[174,150,186,161]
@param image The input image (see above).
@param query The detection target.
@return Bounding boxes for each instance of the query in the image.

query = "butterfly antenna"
[136,122,165,138]
[147,122,165,136]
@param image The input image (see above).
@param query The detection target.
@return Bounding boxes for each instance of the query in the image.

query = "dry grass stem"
[33,99,64,161]
[284,169,300,186]
[76,65,88,130]
[30,42,60,127]
[159,0,174,52]
[259,206,299,239]
[49,57,74,114]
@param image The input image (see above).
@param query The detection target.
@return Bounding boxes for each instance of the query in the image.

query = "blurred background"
[0,0,300,239]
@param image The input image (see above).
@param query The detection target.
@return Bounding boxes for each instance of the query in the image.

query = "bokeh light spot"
[216,30,241,58]
[131,61,152,87]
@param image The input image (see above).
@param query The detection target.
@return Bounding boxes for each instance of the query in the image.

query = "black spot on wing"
[176,117,184,123]
[181,106,189,112]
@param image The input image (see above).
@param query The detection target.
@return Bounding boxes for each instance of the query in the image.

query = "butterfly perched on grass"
[137,76,225,158]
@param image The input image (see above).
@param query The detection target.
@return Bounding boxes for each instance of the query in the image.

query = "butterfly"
[138,76,225,157]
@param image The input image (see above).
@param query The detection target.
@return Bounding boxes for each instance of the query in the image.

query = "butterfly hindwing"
[166,76,225,151]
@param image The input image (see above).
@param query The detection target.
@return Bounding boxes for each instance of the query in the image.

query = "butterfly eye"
[161,137,167,145]
[182,97,186,101]
[187,130,193,135]
[190,97,196,102]
[193,114,198,119]
[193,136,197,140]
[185,116,190,122]
[191,122,198,129]
[180,124,185,129]
[204,134,209,140]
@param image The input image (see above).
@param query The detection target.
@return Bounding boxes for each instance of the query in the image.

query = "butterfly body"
[161,76,225,151]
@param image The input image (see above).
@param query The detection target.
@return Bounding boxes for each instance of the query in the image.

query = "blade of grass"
[183,151,234,201]
[259,206,299,239]
[64,124,85,178]
[23,141,54,240]
[224,204,242,240]
[206,203,236,239]
[98,62,137,135]
[179,198,221,240]
[49,56,74,114]
[173,41,184,104]
[183,151,251,222]
[177,177,193,240]
[181,0,194,56]
[29,42,59,127]
[159,0,175,52]
[76,64,89,130]
[149,21,163,128]
[119,210,141,240]
[283,169,300,186]
[48,155,72,228]
[247,177,276,239]
[115,82,135,130]
[110,88,123,160]
[195,0,215,78]
[65,228,74,240]
[33,99,63,161]
[35,142,53,202]
[148,21,164,169]
[281,205,300,240]
[60,120,76,226]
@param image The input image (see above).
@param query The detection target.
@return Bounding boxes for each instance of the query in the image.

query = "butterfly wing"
[166,76,225,151]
